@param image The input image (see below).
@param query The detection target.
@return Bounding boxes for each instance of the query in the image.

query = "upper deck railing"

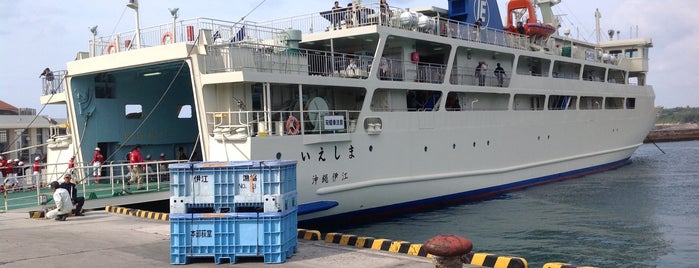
[85,2,545,57]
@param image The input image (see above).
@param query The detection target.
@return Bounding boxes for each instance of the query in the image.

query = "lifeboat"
[504,0,556,40]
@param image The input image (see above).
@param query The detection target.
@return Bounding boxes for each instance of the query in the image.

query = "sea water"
[335,141,699,268]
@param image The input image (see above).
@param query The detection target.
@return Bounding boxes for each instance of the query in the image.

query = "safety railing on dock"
[1,159,183,212]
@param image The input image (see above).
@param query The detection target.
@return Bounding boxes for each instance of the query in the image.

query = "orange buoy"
[105,42,117,54]
[161,32,175,44]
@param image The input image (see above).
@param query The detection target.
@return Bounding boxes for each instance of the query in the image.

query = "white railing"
[1,159,182,212]
[40,70,67,96]
[207,110,361,138]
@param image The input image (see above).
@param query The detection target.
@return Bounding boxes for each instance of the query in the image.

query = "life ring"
[106,42,117,54]
[161,32,175,44]
[285,116,300,135]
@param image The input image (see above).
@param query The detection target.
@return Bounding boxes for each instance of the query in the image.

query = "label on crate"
[235,173,262,203]
[191,221,215,247]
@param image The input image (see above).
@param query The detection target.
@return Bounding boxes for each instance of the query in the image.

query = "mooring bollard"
[423,234,473,268]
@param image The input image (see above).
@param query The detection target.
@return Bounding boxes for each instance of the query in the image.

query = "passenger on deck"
[379,57,390,80]
[475,62,487,86]
[331,1,343,30]
[516,21,525,34]
[379,0,390,25]
[60,174,85,216]
[494,63,506,87]
[346,58,358,75]
[39,67,55,94]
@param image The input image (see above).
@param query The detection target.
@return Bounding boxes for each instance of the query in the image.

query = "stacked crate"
[169,160,297,265]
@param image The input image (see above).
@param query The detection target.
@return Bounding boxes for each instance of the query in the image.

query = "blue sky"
[1,0,696,118]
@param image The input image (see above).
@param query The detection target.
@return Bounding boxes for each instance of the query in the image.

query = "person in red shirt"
[0,155,7,179]
[68,156,75,175]
[32,157,42,188]
[129,145,144,190]
[91,147,104,183]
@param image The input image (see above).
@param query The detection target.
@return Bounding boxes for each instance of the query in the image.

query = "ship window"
[625,49,638,58]
[448,92,509,111]
[605,97,624,109]
[579,96,603,110]
[514,94,545,110]
[552,61,581,80]
[548,95,577,110]
[516,56,550,77]
[583,65,605,82]
[177,105,192,118]
[94,73,115,98]
[125,104,142,119]
[608,69,626,84]
[626,98,636,109]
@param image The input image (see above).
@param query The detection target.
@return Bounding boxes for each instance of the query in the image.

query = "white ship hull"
[43,0,655,223]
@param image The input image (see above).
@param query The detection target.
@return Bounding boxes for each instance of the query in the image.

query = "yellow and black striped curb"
[323,232,430,258]
[28,210,45,219]
[466,252,528,268]
[105,205,169,221]
[297,228,321,240]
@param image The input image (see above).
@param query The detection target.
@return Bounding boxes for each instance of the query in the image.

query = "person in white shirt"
[46,181,73,221]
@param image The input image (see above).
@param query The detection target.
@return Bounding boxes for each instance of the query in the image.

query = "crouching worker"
[60,174,85,216]
[46,181,72,221]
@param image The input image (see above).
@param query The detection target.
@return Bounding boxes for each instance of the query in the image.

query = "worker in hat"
[91,147,104,183]
[128,145,144,190]
[46,181,72,221]
[32,156,42,188]
[59,174,85,216]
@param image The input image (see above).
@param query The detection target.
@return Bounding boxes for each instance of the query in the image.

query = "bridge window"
[626,98,636,109]
[125,104,142,119]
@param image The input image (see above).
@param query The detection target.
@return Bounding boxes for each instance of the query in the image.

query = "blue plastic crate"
[233,209,298,263]
[170,213,237,264]
[169,161,296,212]
[169,209,298,264]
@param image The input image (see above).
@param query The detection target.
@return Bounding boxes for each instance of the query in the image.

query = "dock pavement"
[0,210,482,268]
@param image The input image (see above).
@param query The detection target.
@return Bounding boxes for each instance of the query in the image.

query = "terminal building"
[0,100,62,162]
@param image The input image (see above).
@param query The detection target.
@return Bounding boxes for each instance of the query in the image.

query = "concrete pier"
[0,210,478,267]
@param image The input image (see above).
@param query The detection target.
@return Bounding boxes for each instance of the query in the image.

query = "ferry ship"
[41,0,655,224]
